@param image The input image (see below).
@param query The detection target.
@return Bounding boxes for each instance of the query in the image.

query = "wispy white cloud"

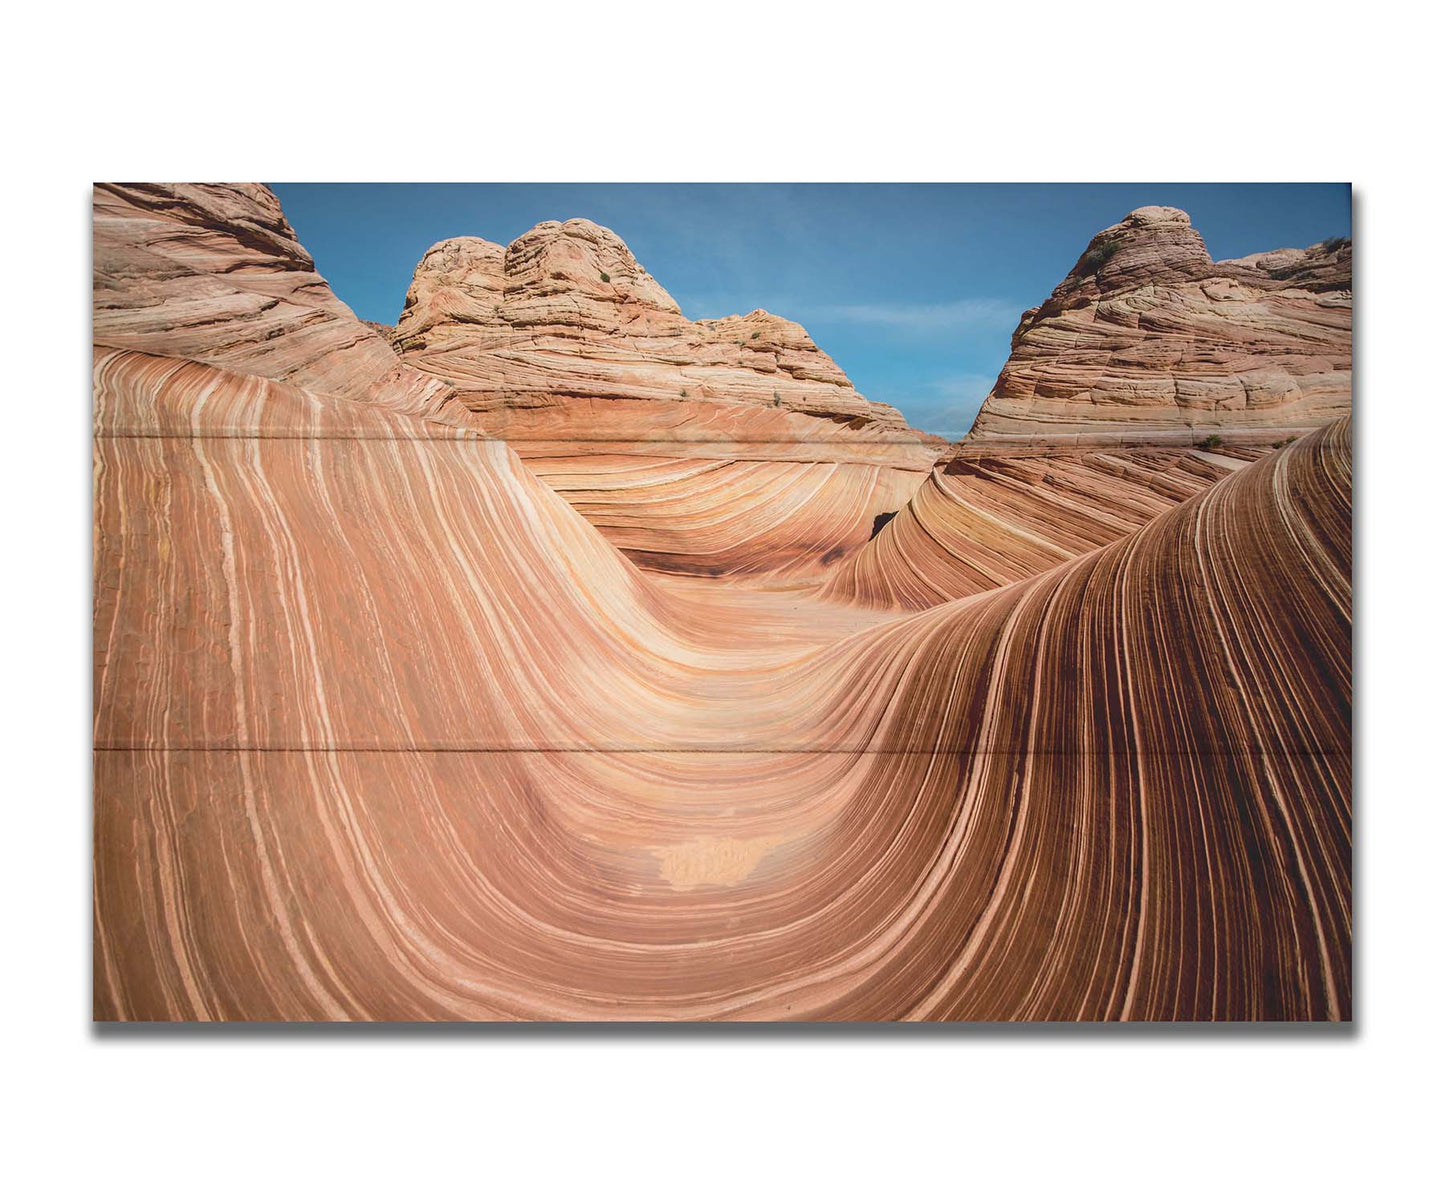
[914,372,1000,398]
[667,291,1011,438]
[810,299,1022,334]
[672,293,792,322]
[890,373,998,439]
[672,294,1022,335]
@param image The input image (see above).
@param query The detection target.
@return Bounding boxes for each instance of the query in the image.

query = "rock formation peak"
[1124,204,1192,225]
[967,206,1352,444]
[394,214,908,420]
[1059,205,1212,292]
[503,217,684,316]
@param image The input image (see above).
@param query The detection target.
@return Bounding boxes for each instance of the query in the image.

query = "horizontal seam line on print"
[92,745,1352,756]
[92,433,937,446]
[94,432,482,442]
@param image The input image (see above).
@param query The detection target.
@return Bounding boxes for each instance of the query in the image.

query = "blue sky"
[271,183,1351,437]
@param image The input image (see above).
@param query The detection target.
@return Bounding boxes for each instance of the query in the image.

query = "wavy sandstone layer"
[93,336,1351,1018]
[821,443,1270,610]
[968,206,1352,443]
[392,220,943,580]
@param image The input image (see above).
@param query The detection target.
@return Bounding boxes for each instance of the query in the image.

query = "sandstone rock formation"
[967,206,1352,443]
[391,219,944,579]
[92,184,1352,1021]
[93,182,460,421]
[394,220,906,427]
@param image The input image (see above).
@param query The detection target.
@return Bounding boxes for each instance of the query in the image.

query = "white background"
[3,2,1439,1199]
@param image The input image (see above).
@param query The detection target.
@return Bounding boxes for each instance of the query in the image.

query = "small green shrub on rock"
[1074,240,1121,277]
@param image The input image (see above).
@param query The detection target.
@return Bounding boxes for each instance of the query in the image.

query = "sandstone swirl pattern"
[93,185,1351,1021]
[821,444,1268,610]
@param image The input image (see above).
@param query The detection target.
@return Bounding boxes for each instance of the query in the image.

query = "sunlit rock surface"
[968,206,1352,443]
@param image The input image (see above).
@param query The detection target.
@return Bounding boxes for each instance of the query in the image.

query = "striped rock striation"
[92,184,1352,1022]
[92,343,1351,1020]
[968,206,1352,444]
[821,443,1271,610]
[392,221,943,580]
